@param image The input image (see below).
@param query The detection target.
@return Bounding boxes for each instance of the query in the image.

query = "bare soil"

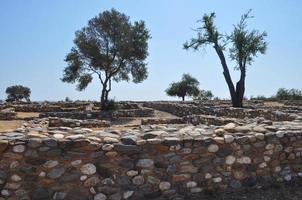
[16,112,40,119]
[0,120,23,132]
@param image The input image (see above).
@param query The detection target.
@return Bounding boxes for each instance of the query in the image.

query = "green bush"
[102,99,119,111]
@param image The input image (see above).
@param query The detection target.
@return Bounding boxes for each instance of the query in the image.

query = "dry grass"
[16,112,40,119]
[263,101,284,107]
[0,120,23,132]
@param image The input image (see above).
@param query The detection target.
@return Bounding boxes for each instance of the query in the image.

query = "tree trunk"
[233,68,246,107]
[213,45,239,107]
[182,96,185,101]
[100,78,112,110]
[100,85,107,110]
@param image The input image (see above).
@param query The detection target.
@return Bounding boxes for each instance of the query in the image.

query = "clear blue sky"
[0,0,301,101]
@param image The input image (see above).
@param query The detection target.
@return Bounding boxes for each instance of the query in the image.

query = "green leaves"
[5,85,31,102]
[184,12,222,50]
[228,10,267,69]
[184,10,267,69]
[62,9,151,101]
[166,74,200,100]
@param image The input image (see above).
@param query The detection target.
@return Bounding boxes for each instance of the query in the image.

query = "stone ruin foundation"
[0,100,302,199]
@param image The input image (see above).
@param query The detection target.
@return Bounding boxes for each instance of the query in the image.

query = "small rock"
[276,131,285,138]
[190,187,203,193]
[53,192,67,200]
[186,181,197,188]
[212,177,222,183]
[28,138,42,148]
[136,159,154,168]
[80,163,96,175]
[71,160,82,166]
[159,182,171,191]
[208,144,219,153]
[205,173,212,179]
[224,135,234,143]
[47,167,65,179]
[237,156,251,164]
[255,133,264,140]
[1,189,10,196]
[132,175,144,185]
[123,191,134,199]
[12,145,25,153]
[214,128,225,136]
[94,193,107,200]
[142,131,165,139]
[43,160,59,168]
[102,144,114,151]
[126,170,138,177]
[11,174,22,182]
[224,123,236,132]
[253,126,267,133]
[84,176,100,187]
[80,175,88,181]
[225,155,236,165]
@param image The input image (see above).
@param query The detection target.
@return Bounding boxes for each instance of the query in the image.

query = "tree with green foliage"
[184,10,267,107]
[62,9,151,109]
[275,88,302,100]
[194,89,214,100]
[5,85,31,102]
[166,74,200,101]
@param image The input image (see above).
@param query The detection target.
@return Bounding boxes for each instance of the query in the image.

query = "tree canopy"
[5,85,31,102]
[166,74,200,101]
[194,90,214,100]
[62,9,151,109]
[184,10,267,107]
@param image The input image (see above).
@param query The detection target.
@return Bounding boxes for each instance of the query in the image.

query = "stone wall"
[143,101,297,121]
[40,109,154,120]
[1,122,302,200]
[48,118,110,128]
[0,109,17,120]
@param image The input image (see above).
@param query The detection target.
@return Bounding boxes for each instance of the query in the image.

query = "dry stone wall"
[0,109,16,120]
[48,118,110,128]
[143,101,297,121]
[1,119,302,200]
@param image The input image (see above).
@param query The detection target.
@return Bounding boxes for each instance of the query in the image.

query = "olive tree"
[194,90,214,100]
[166,74,200,101]
[184,10,267,107]
[6,85,31,102]
[62,9,151,109]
